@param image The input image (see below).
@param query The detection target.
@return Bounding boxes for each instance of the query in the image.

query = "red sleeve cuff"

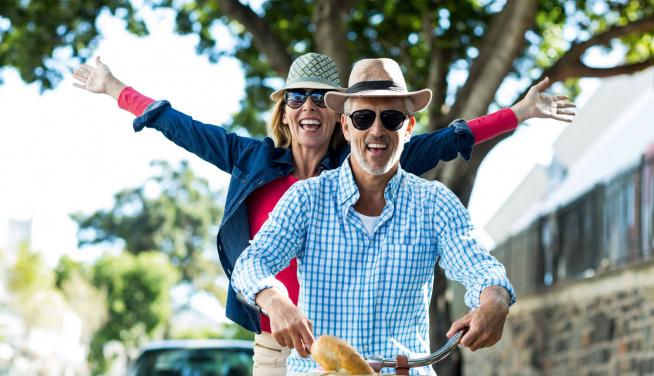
[117,86,156,117]
[467,108,518,145]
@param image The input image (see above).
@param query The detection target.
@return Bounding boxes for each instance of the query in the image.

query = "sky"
[0,7,603,308]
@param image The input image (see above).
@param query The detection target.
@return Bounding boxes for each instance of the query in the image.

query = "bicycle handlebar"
[236,292,463,370]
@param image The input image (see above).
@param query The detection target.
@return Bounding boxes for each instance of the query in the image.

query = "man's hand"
[446,286,510,351]
[511,77,576,123]
[73,57,126,100]
[256,288,315,358]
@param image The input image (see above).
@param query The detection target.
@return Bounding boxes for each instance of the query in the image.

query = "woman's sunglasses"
[348,109,409,131]
[284,89,329,109]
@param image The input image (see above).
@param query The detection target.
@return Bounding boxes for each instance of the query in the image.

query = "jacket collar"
[272,145,341,172]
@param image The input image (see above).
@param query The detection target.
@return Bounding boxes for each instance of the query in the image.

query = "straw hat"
[270,53,346,101]
[324,58,432,114]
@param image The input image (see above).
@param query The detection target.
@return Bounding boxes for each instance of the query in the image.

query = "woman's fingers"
[79,64,93,74]
[552,115,573,122]
[556,102,576,109]
[533,77,550,92]
[72,70,88,83]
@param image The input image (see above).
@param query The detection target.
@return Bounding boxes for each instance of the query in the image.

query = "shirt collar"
[337,156,405,213]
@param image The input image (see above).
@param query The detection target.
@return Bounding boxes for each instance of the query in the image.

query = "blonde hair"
[269,99,292,148]
[268,98,346,151]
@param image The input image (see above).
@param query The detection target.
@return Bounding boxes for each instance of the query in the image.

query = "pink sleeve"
[467,108,518,145]
[117,86,156,117]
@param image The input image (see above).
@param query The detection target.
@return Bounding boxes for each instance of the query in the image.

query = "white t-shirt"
[355,211,381,235]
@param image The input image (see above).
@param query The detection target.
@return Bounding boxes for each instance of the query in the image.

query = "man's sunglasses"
[284,89,329,109]
[348,109,409,131]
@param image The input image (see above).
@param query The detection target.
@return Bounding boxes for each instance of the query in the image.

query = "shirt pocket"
[383,244,434,300]
[382,243,435,329]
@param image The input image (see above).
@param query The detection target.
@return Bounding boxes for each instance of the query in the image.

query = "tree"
[55,256,109,350]
[7,245,65,330]
[87,251,178,374]
[4,0,654,373]
[0,0,147,90]
[71,160,226,303]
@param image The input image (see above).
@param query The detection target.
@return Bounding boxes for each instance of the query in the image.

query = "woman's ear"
[282,109,288,125]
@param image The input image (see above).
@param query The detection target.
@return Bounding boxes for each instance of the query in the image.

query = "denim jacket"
[133,100,474,332]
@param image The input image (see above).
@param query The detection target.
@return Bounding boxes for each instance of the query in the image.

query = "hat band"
[347,80,405,94]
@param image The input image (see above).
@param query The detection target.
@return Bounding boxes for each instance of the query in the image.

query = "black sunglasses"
[284,89,329,109]
[348,109,409,131]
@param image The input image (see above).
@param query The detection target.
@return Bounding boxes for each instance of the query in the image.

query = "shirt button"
[363,308,369,314]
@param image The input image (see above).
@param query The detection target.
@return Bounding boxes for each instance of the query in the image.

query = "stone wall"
[460,260,654,376]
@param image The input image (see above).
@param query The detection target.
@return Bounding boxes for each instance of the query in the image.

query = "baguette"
[311,335,376,375]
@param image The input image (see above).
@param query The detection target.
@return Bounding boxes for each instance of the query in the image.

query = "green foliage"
[172,326,222,340]
[56,257,109,344]
[520,0,654,97]
[6,245,67,330]
[164,0,653,132]
[7,244,54,298]
[89,251,178,374]
[54,254,91,288]
[166,0,494,134]
[4,0,653,130]
[70,160,227,372]
[71,160,224,287]
[0,0,148,90]
[218,322,255,341]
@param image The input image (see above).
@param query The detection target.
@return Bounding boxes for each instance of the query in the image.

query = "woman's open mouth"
[300,119,322,131]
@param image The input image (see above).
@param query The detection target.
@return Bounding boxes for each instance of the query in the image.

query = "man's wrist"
[480,286,510,311]
[255,287,293,314]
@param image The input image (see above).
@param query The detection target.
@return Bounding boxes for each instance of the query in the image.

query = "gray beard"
[351,141,404,176]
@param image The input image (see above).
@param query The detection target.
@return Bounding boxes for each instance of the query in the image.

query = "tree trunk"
[426,2,539,374]
[218,0,293,76]
[447,0,539,122]
[313,0,353,85]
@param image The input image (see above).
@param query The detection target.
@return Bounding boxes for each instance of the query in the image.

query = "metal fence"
[491,155,654,296]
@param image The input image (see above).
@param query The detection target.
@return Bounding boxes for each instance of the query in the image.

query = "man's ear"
[404,116,416,142]
[341,114,351,142]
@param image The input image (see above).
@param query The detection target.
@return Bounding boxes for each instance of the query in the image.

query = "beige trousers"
[253,332,291,376]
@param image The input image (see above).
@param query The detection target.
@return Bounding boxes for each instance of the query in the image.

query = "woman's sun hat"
[270,53,346,101]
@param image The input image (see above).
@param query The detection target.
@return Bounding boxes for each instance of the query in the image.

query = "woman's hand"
[73,57,126,100]
[511,77,576,123]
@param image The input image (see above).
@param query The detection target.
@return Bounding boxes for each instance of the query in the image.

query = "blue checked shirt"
[232,159,516,375]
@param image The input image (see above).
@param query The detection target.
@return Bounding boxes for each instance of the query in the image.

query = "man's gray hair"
[343,97,415,115]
